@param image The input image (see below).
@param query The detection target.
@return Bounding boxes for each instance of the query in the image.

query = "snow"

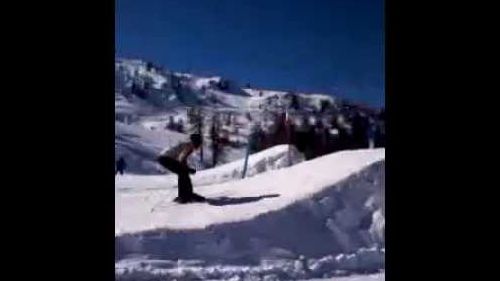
[303,273,384,281]
[115,93,137,115]
[115,148,383,233]
[115,258,384,281]
[192,76,222,90]
[193,145,304,186]
[115,57,367,176]
[115,122,188,174]
[115,148,385,279]
[115,58,340,115]
[114,58,385,280]
[117,144,305,194]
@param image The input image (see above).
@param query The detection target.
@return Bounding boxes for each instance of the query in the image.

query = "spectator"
[115,156,127,176]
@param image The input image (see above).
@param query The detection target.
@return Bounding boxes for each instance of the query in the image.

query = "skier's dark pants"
[157,156,193,199]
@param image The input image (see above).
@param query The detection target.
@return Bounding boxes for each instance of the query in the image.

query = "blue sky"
[116,0,384,107]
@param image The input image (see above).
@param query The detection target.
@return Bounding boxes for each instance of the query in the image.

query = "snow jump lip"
[115,149,385,236]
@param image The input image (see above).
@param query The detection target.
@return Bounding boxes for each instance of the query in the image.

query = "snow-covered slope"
[115,122,188,174]
[115,57,340,117]
[193,144,304,186]
[303,273,384,281]
[116,144,304,191]
[115,148,385,280]
[115,148,383,233]
[115,57,380,175]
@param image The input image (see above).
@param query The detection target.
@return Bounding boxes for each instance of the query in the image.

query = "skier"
[157,134,206,203]
[115,156,127,176]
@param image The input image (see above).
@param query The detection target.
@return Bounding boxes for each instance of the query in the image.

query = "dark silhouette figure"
[351,112,370,149]
[116,157,127,176]
[320,99,331,113]
[166,116,176,130]
[294,115,311,156]
[249,124,266,153]
[313,119,328,156]
[176,119,184,133]
[329,115,350,152]
[271,112,292,145]
[375,109,385,148]
[290,94,300,110]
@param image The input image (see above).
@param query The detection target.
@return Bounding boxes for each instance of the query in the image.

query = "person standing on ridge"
[157,134,206,203]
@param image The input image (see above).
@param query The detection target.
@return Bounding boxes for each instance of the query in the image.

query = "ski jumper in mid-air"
[157,134,206,203]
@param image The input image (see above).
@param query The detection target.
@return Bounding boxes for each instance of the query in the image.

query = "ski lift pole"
[241,143,250,179]
[285,109,292,166]
[241,126,254,179]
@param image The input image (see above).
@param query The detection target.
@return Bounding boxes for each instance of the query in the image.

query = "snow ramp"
[115,144,305,192]
[115,149,385,279]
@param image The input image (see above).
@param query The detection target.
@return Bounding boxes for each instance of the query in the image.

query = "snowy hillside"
[115,122,188,174]
[116,144,304,191]
[115,57,383,174]
[115,148,385,280]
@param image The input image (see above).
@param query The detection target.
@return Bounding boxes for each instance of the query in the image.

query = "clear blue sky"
[116,0,384,107]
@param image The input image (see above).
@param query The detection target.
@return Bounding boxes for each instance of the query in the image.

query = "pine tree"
[187,107,204,163]
[217,79,229,91]
[249,123,265,153]
[166,116,176,130]
[289,93,300,110]
[320,99,331,113]
[177,119,184,133]
[210,114,220,167]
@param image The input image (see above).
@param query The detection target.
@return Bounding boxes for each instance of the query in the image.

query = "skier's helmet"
[190,133,202,148]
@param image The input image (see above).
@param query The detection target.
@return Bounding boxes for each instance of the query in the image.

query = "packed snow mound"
[303,273,384,281]
[116,144,304,191]
[115,149,384,279]
[193,144,304,186]
[116,257,384,281]
[115,148,383,233]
